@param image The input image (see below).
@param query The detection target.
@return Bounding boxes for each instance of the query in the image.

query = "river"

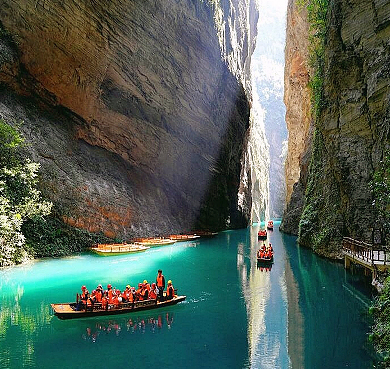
[0,222,375,368]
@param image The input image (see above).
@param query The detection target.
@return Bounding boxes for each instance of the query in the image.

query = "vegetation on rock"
[371,152,390,247]
[370,275,390,367]
[0,119,52,266]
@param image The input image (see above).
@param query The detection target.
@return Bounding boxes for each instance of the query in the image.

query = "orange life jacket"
[166,285,174,299]
[149,289,157,299]
[108,289,114,303]
[95,290,103,303]
[157,275,164,287]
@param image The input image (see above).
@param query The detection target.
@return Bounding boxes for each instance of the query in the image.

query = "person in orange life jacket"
[156,269,165,301]
[95,285,103,303]
[166,280,175,300]
[76,285,89,310]
[89,290,97,306]
[113,290,122,307]
[130,287,136,302]
[136,283,143,300]
[143,280,151,292]
[102,293,108,310]
[149,283,158,300]
[122,285,131,302]
[140,283,149,300]
[107,284,114,303]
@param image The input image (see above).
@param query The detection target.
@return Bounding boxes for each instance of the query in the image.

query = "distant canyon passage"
[0,0,258,237]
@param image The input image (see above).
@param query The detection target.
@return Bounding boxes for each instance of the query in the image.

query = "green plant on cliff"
[298,0,329,118]
[22,215,114,257]
[371,152,390,246]
[370,276,390,367]
[0,119,52,266]
[298,128,342,252]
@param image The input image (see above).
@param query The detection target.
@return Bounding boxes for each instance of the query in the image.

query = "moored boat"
[133,237,176,247]
[258,230,267,240]
[193,231,218,238]
[91,243,149,256]
[267,220,274,230]
[51,295,186,320]
[169,234,200,242]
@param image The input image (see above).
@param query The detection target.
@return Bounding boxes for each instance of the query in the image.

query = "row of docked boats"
[91,232,217,256]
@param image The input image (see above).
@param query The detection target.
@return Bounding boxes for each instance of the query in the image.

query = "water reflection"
[0,285,51,368]
[81,313,175,343]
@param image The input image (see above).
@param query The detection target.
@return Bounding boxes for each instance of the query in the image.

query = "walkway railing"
[342,237,390,266]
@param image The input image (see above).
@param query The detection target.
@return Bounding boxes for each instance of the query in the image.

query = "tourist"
[149,282,158,300]
[136,282,143,300]
[156,269,165,301]
[166,280,175,300]
[77,285,88,310]
[95,285,103,303]
[107,284,114,303]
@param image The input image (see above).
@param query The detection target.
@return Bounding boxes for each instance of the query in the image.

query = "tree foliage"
[370,276,390,367]
[371,152,390,246]
[0,119,52,266]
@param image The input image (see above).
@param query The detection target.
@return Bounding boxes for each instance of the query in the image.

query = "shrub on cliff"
[370,275,390,367]
[0,119,52,266]
[371,152,390,246]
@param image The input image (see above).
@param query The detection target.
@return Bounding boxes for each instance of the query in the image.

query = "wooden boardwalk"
[342,237,390,280]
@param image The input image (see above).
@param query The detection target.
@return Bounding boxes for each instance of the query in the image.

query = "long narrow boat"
[91,243,149,256]
[133,238,176,247]
[51,295,186,320]
[169,234,200,242]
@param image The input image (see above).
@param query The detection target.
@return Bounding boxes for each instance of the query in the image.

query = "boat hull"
[51,295,186,320]
[257,257,274,264]
[91,244,149,256]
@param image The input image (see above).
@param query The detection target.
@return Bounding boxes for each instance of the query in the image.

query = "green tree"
[0,119,52,266]
[372,152,390,246]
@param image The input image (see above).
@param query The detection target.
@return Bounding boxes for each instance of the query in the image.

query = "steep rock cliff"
[0,0,258,238]
[283,0,390,254]
[280,0,312,235]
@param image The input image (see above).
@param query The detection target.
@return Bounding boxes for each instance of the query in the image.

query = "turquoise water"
[0,222,374,368]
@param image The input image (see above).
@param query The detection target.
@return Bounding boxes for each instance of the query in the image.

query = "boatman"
[156,269,165,301]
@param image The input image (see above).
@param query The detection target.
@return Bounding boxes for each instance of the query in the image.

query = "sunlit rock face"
[282,0,390,250]
[280,0,312,235]
[0,0,258,237]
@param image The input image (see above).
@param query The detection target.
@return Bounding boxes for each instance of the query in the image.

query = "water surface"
[0,222,374,368]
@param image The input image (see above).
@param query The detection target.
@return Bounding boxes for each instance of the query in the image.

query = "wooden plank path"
[342,237,390,280]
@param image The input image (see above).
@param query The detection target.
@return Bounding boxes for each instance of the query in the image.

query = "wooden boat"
[91,243,149,256]
[267,220,274,230]
[192,231,218,238]
[133,237,176,247]
[51,295,186,320]
[169,234,200,242]
[257,255,274,264]
[258,230,267,240]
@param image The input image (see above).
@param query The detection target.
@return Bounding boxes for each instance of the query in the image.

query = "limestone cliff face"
[0,0,258,238]
[280,0,312,235]
[282,0,390,254]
